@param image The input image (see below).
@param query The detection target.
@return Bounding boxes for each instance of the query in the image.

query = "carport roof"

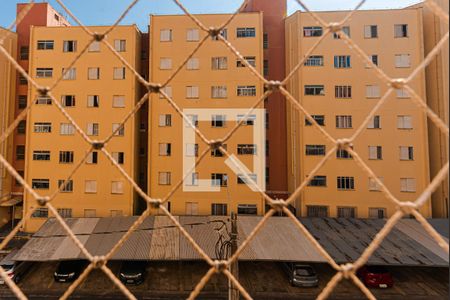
[13,216,449,267]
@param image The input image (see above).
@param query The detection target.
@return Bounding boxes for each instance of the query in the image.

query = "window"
[185,144,199,157]
[337,148,352,159]
[15,171,24,187]
[237,56,256,68]
[337,176,355,190]
[400,178,416,192]
[366,55,379,68]
[395,54,411,68]
[112,95,125,108]
[400,146,414,161]
[263,33,268,49]
[37,40,54,50]
[397,115,413,129]
[364,25,378,38]
[18,95,27,109]
[187,58,200,70]
[212,29,228,41]
[19,74,27,85]
[184,172,199,187]
[337,207,356,218]
[304,56,324,67]
[237,28,256,38]
[86,151,98,164]
[87,123,99,136]
[36,68,53,78]
[336,116,352,129]
[88,41,101,52]
[335,86,352,98]
[88,95,99,107]
[304,26,323,37]
[159,143,171,156]
[367,116,381,129]
[264,60,269,76]
[237,114,256,126]
[60,123,75,135]
[59,151,74,164]
[186,114,198,128]
[185,202,199,216]
[305,115,325,126]
[110,210,123,217]
[159,114,172,127]
[112,124,125,136]
[112,152,124,164]
[160,29,173,42]
[394,24,408,38]
[159,172,171,185]
[32,208,48,218]
[88,67,100,80]
[369,177,384,191]
[114,39,126,52]
[237,204,257,215]
[334,26,350,38]
[14,145,24,161]
[32,179,50,190]
[20,46,29,60]
[85,180,97,193]
[212,57,228,70]
[212,204,228,216]
[36,96,52,105]
[237,86,256,97]
[211,144,227,157]
[63,40,77,52]
[366,85,381,98]
[159,58,172,70]
[186,86,199,99]
[396,88,410,98]
[111,181,124,194]
[61,95,76,107]
[160,86,173,98]
[84,209,96,218]
[369,146,383,160]
[369,208,386,219]
[62,68,76,80]
[212,115,226,128]
[211,173,228,187]
[187,29,200,41]
[58,180,73,193]
[211,86,227,98]
[34,122,52,133]
[305,145,326,156]
[307,206,328,217]
[308,175,327,187]
[17,120,26,134]
[237,144,257,155]
[113,67,126,80]
[237,174,257,185]
[305,85,325,96]
[334,56,351,68]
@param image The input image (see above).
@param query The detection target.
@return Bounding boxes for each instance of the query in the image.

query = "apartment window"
[304,26,323,37]
[237,144,257,155]
[159,143,172,156]
[187,58,200,70]
[19,74,28,85]
[366,85,381,98]
[263,60,269,76]
[32,179,50,190]
[211,115,226,128]
[59,151,74,164]
[88,67,100,80]
[113,67,126,80]
[36,96,52,105]
[32,208,48,218]
[212,57,228,70]
[60,123,75,135]
[364,25,378,38]
[369,208,386,219]
[336,116,352,129]
[112,124,125,136]
[212,29,228,41]
[159,114,172,127]
[366,55,379,68]
[308,176,327,187]
[396,88,410,98]
[237,86,256,97]
[395,54,411,68]
[369,177,384,192]
[186,114,199,128]
[88,41,101,52]
[159,172,171,185]
[397,115,413,129]
[114,39,126,52]
[112,95,125,108]
[87,95,99,108]
[185,144,199,157]
[37,40,54,50]
[63,40,77,52]
[160,86,173,98]
[337,207,356,218]
[211,144,227,157]
[85,180,97,193]
[334,26,350,38]
[16,146,25,160]
[111,181,124,194]
[84,209,96,218]
[334,56,351,68]
[211,86,227,98]
[337,176,355,190]
[368,146,383,160]
[305,85,325,96]
[304,56,324,67]
[237,204,257,215]
[394,24,408,38]
[18,95,27,109]
[61,95,76,107]
[335,86,352,98]
[237,114,256,126]
[307,206,328,217]
[36,68,53,78]
[305,115,325,126]
[160,29,173,42]
[62,68,76,80]
[87,123,99,136]
[20,46,29,60]
[86,151,98,164]
[34,122,52,133]
[211,173,228,187]
[58,180,73,193]
[185,173,199,186]
[400,146,414,161]
[306,145,326,156]
[367,116,381,129]
[186,86,200,99]
[237,56,256,68]
[15,171,24,187]
[111,210,123,217]
[237,27,256,38]
[337,148,352,159]
[211,204,228,216]
[17,120,26,134]
[263,33,268,49]
[401,178,416,192]
[187,29,200,41]
[112,152,125,164]
[185,202,199,216]
[237,174,257,185]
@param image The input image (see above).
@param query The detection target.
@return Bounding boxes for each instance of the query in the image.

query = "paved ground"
[0,261,448,299]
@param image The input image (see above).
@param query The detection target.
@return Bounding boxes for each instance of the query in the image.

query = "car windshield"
[122,261,145,273]
[367,266,388,274]
[295,267,314,276]
[1,264,14,271]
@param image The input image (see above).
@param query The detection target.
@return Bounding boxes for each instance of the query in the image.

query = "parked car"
[119,261,147,285]
[357,266,394,288]
[54,260,87,283]
[0,251,33,284]
[282,263,318,287]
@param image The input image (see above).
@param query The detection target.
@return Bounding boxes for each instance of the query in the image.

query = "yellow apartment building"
[149,13,266,216]
[23,25,141,232]
[285,8,432,218]
[0,28,17,225]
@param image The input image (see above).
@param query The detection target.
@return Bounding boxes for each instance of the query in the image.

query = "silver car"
[282,263,319,287]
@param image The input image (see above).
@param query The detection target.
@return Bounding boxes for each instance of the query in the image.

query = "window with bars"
[59,151,74,164]
[159,143,172,156]
[63,40,77,52]
[113,67,126,79]
[34,122,52,133]
[211,173,228,187]
[237,144,257,155]
[36,68,53,78]
[61,95,76,107]
[397,115,413,129]
[336,115,352,129]
[337,176,355,190]
[58,180,73,193]
[369,208,386,219]
[303,26,323,37]
[237,204,257,215]
[237,56,256,68]
[187,28,200,41]
[33,150,50,161]
[400,178,416,192]
[400,146,414,161]
[334,56,351,68]
[305,85,325,96]
[364,25,378,38]
[394,24,408,38]
[112,152,125,164]
[114,39,126,52]
[211,86,227,98]
[159,172,171,185]
[159,114,172,127]
[367,116,381,129]
[305,145,326,156]
[32,179,50,190]
[237,28,256,38]
[369,146,383,160]
[32,208,49,218]
[305,115,325,126]
[304,56,324,67]
[60,123,75,135]
[337,207,356,218]
[212,57,228,70]
[211,204,228,216]
[307,206,328,217]
[308,175,327,187]
[237,86,257,97]
[212,115,226,127]
[85,180,97,193]
[37,40,54,50]
[335,86,352,98]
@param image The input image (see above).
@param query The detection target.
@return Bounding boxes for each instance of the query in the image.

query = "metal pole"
[229,212,239,300]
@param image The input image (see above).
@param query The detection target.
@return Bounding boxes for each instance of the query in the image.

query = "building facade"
[285,8,432,218]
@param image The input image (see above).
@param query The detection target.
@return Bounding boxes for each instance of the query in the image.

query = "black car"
[119,261,147,285]
[282,263,319,287]
[54,260,87,283]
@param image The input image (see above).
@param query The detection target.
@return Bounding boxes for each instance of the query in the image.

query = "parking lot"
[0,261,448,299]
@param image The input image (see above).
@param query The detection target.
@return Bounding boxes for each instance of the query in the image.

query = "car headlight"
[68,272,76,277]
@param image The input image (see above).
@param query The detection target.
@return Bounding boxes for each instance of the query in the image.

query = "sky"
[1,0,423,31]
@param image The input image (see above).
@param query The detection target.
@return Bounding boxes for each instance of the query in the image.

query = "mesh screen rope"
[0,0,448,299]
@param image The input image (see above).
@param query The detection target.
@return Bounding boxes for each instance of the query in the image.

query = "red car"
[357,266,394,288]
